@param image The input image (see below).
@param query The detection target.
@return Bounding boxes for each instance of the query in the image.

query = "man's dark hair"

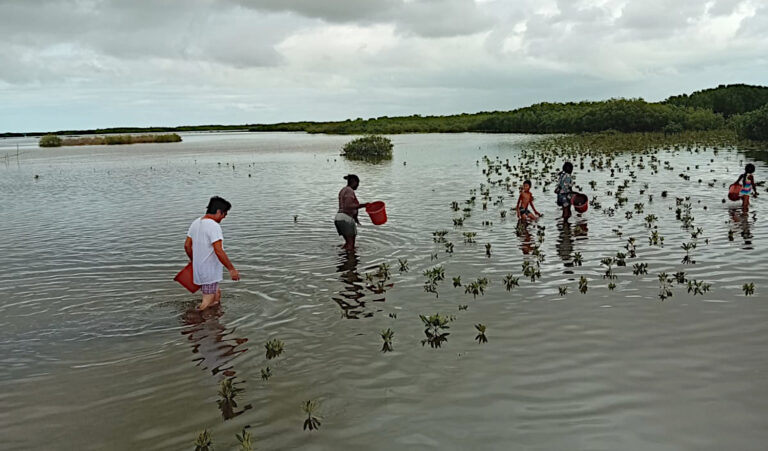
[745,163,756,174]
[562,162,574,174]
[523,180,532,187]
[344,174,360,185]
[206,196,232,214]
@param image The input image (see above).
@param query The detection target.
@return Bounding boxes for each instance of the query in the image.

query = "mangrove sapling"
[433,230,449,243]
[615,252,627,266]
[674,271,687,284]
[608,282,617,290]
[236,428,255,451]
[464,278,489,299]
[658,272,674,301]
[503,274,520,291]
[453,218,464,227]
[462,232,477,244]
[728,230,735,241]
[632,262,648,275]
[261,367,272,381]
[578,276,588,294]
[194,429,213,451]
[572,252,583,266]
[380,328,394,352]
[644,214,658,227]
[398,258,409,272]
[445,242,454,254]
[743,283,755,296]
[601,257,617,279]
[302,400,322,431]
[458,304,468,311]
[681,242,697,264]
[389,313,398,319]
[265,339,284,359]
[649,230,664,247]
[485,243,492,257]
[420,313,452,348]
[474,324,488,344]
[687,280,711,295]
[451,201,460,211]
[431,252,439,261]
[377,263,391,280]
[558,286,568,296]
[452,276,462,287]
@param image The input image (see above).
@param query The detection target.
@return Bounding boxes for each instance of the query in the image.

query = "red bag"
[174,263,200,293]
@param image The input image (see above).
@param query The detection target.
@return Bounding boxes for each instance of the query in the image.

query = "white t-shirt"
[187,217,224,285]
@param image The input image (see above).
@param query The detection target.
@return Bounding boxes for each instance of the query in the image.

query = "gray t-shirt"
[187,217,224,285]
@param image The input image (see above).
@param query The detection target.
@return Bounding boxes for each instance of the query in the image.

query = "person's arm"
[184,236,193,261]
[515,195,522,217]
[212,240,240,280]
[751,175,758,196]
[530,200,540,216]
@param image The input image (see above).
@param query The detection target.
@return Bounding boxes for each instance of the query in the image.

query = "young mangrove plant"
[265,338,284,359]
[649,230,664,247]
[452,276,462,287]
[485,243,492,257]
[681,241,697,264]
[462,232,477,243]
[632,262,648,275]
[377,262,391,280]
[658,272,674,301]
[194,429,213,451]
[433,230,449,243]
[380,328,394,352]
[743,283,755,296]
[420,313,452,348]
[522,261,541,282]
[474,324,488,344]
[558,286,568,296]
[302,400,322,431]
[601,257,617,279]
[445,242,454,254]
[674,271,687,284]
[687,279,711,295]
[236,427,255,451]
[464,277,489,299]
[453,217,465,227]
[572,252,583,266]
[503,274,520,291]
[578,276,588,294]
[458,304,468,311]
[608,282,617,290]
[398,258,409,272]
[261,367,272,381]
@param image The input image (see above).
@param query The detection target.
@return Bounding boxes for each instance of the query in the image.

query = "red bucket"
[365,201,387,225]
[728,183,742,201]
[571,192,589,213]
[174,262,200,293]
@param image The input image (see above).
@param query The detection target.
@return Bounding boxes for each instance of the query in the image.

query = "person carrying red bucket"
[335,174,386,251]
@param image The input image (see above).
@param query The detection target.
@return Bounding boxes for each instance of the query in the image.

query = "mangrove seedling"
[558,286,568,296]
[420,313,452,348]
[302,400,322,431]
[462,232,477,244]
[632,262,648,275]
[380,328,394,352]
[608,282,617,290]
[265,338,284,359]
[464,277,489,299]
[474,324,488,344]
[674,271,687,284]
[743,283,755,296]
[453,218,464,227]
[451,201,460,211]
[432,230,449,243]
[615,252,627,266]
[445,242,454,254]
[236,428,255,451]
[430,252,438,261]
[261,367,272,381]
[452,276,462,287]
[194,429,213,451]
[572,252,583,266]
[687,279,711,295]
[458,304,468,311]
[578,276,588,294]
[644,214,658,227]
[398,258,409,272]
[503,274,520,291]
[293,215,298,223]
[728,230,735,241]
[485,243,492,257]
[681,242,697,264]
[377,263,391,280]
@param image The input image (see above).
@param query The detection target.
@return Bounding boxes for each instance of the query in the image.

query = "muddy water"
[1,132,767,450]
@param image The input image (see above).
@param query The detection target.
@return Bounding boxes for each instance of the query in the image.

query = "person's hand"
[360,203,368,208]
[229,268,240,281]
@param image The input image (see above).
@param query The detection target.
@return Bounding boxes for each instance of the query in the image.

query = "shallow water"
[1,132,767,450]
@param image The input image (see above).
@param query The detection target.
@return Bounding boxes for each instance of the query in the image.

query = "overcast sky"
[1,0,767,132]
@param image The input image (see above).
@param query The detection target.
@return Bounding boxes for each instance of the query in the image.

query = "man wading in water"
[335,174,368,251]
[185,196,240,310]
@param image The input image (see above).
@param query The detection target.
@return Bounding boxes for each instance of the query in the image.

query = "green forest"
[5,84,768,141]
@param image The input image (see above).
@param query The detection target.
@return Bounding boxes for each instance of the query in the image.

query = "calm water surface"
[1,132,767,450]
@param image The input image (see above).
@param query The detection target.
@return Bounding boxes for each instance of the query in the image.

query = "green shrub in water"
[39,134,62,147]
[341,135,393,161]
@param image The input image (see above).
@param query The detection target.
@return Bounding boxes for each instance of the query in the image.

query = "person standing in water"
[185,196,240,310]
[556,162,575,220]
[734,163,758,211]
[335,174,368,251]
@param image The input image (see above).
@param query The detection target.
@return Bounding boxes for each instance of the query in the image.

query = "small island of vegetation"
[38,133,182,147]
[341,135,393,161]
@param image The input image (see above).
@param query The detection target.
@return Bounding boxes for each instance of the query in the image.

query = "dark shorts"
[201,282,219,295]
[557,193,572,207]
[334,216,357,238]
[519,207,531,215]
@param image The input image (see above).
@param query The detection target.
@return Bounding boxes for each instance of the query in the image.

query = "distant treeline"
[5,83,768,141]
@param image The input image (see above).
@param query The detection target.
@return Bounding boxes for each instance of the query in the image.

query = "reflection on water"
[332,250,391,319]
[729,208,756,249]
[515,219,534,255]
[181,306,252,420]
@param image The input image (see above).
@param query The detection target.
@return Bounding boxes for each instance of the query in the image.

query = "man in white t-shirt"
[184,196,240,310]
